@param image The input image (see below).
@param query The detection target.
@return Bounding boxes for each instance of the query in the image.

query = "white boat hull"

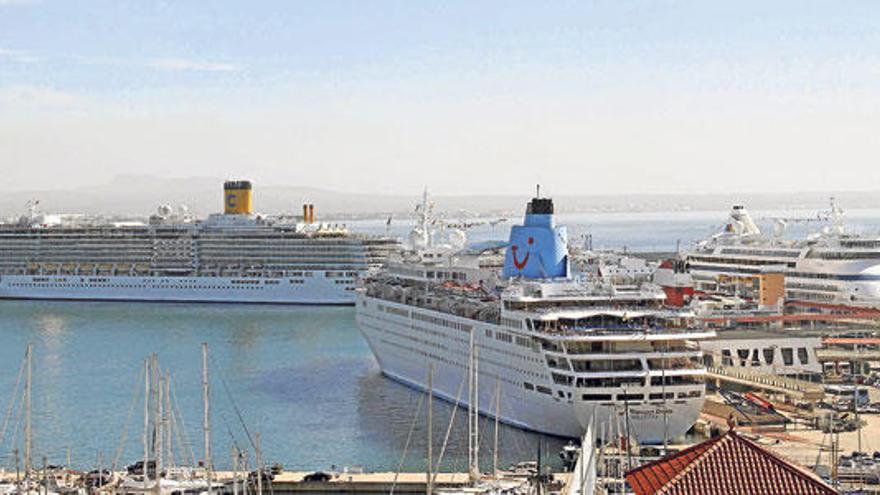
[356,295,704,442]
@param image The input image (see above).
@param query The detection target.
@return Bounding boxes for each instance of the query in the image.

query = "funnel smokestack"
[223,180,252,215]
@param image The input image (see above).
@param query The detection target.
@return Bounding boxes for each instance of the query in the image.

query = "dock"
[0,471,557,494]
[251,471,472,494]
[706,365,825,401]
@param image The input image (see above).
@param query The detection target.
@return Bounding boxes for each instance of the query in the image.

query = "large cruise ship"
[356,193,714,442]
[0,180,397,304]
[686,202,880,307]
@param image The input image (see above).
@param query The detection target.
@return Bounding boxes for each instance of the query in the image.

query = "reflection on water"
[0,301,562,471]
[354,370,565,473]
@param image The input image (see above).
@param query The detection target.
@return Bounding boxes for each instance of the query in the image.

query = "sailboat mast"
[426,364,433,495]
[164,371,174,470]
[255,432,263,495]
[150,354,159,460]
[151,354,161,495]
[473,346,479,477]
[231,447,238,495]
[157,371,165,482]
[24,343,32,474]
[202,342,213,492]
[468,337,480,482]
[493,380,500,478]
[143,357,150,485]
[467,330,474,479]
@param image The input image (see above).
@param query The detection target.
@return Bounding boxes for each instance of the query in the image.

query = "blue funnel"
[502,197,569,279]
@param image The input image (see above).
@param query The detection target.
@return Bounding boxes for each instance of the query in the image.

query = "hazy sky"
[1,1,879,195]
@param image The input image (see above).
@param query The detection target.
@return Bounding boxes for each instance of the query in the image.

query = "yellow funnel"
[224,180,252,215]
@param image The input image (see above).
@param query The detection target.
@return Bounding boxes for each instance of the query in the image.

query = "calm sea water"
[2,208,880,472]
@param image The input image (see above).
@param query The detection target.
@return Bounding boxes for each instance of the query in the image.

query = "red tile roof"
[625,429,838,495]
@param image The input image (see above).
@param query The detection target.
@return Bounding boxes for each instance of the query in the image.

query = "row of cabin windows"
[378,304,410,318]
[4,282,295,291]
[525,383,703,402]
[325,271,359,278]
[581,390,701,402]
[425,270,467,280]
[486,329,534,350]
[411,311,473,333]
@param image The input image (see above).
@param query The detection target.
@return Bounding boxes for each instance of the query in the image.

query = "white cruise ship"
[356,193,714,442]
[686,202,880,307]
[0,181,397,304]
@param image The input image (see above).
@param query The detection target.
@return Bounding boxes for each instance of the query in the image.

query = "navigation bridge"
[706,366,825,402]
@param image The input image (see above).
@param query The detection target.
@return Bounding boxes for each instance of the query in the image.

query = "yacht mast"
[426,364,433,495]
[150,354,159,460]
[143,357,150,486]
[231,447,239,495]
[157,371,165,483]
[164,371,174,470]
[24,343,32,474]
[255,432,263,495]
[202,343,213,493]
[467,330,474,482]
[474,346,480,476]
[493,380,500,478]
[151,354,161,495]
[468,335,480,482]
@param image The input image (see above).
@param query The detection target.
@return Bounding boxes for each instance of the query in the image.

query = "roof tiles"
[624,429,838,495]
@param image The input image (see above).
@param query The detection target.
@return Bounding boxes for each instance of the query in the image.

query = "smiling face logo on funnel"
[511,237,534,270]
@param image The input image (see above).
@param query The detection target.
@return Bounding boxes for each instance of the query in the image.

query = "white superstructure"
[356,193,714,443]
[0,181,397,305]
[687,201,880,307]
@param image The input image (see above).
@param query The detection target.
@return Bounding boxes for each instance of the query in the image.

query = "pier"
[706,365,825,401]
[0,471,561,494]
[224,471,473,494]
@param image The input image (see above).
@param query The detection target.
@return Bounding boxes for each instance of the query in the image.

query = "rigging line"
[0,356,26,451]
[168,375,197,467]
[474,383,499,465]
[389,392,426,495]
[7,379,26,467]
[168,387,190,468]
[111,365,145,472]
[210,354,257,451]
[218,409,243,455]
[431,370,467,486]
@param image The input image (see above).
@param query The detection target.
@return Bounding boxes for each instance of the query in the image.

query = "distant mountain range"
[2,175,879,221]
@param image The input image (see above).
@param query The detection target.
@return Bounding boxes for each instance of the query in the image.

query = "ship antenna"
[536,184,540,198]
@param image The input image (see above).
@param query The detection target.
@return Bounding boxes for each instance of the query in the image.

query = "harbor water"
[3,208,880,472]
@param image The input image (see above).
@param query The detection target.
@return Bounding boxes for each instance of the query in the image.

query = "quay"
[221,471,475,494]
[705,365,825,401]
[0,471,567,494]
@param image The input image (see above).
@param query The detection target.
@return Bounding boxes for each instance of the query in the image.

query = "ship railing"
[558,348,701,360]
[538,325,704,337]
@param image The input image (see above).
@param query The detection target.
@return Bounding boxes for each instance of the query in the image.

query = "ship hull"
[0,273,357,305]
[356,295,704,442]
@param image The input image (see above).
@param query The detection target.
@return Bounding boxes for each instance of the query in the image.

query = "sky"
[1,1,879,196]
